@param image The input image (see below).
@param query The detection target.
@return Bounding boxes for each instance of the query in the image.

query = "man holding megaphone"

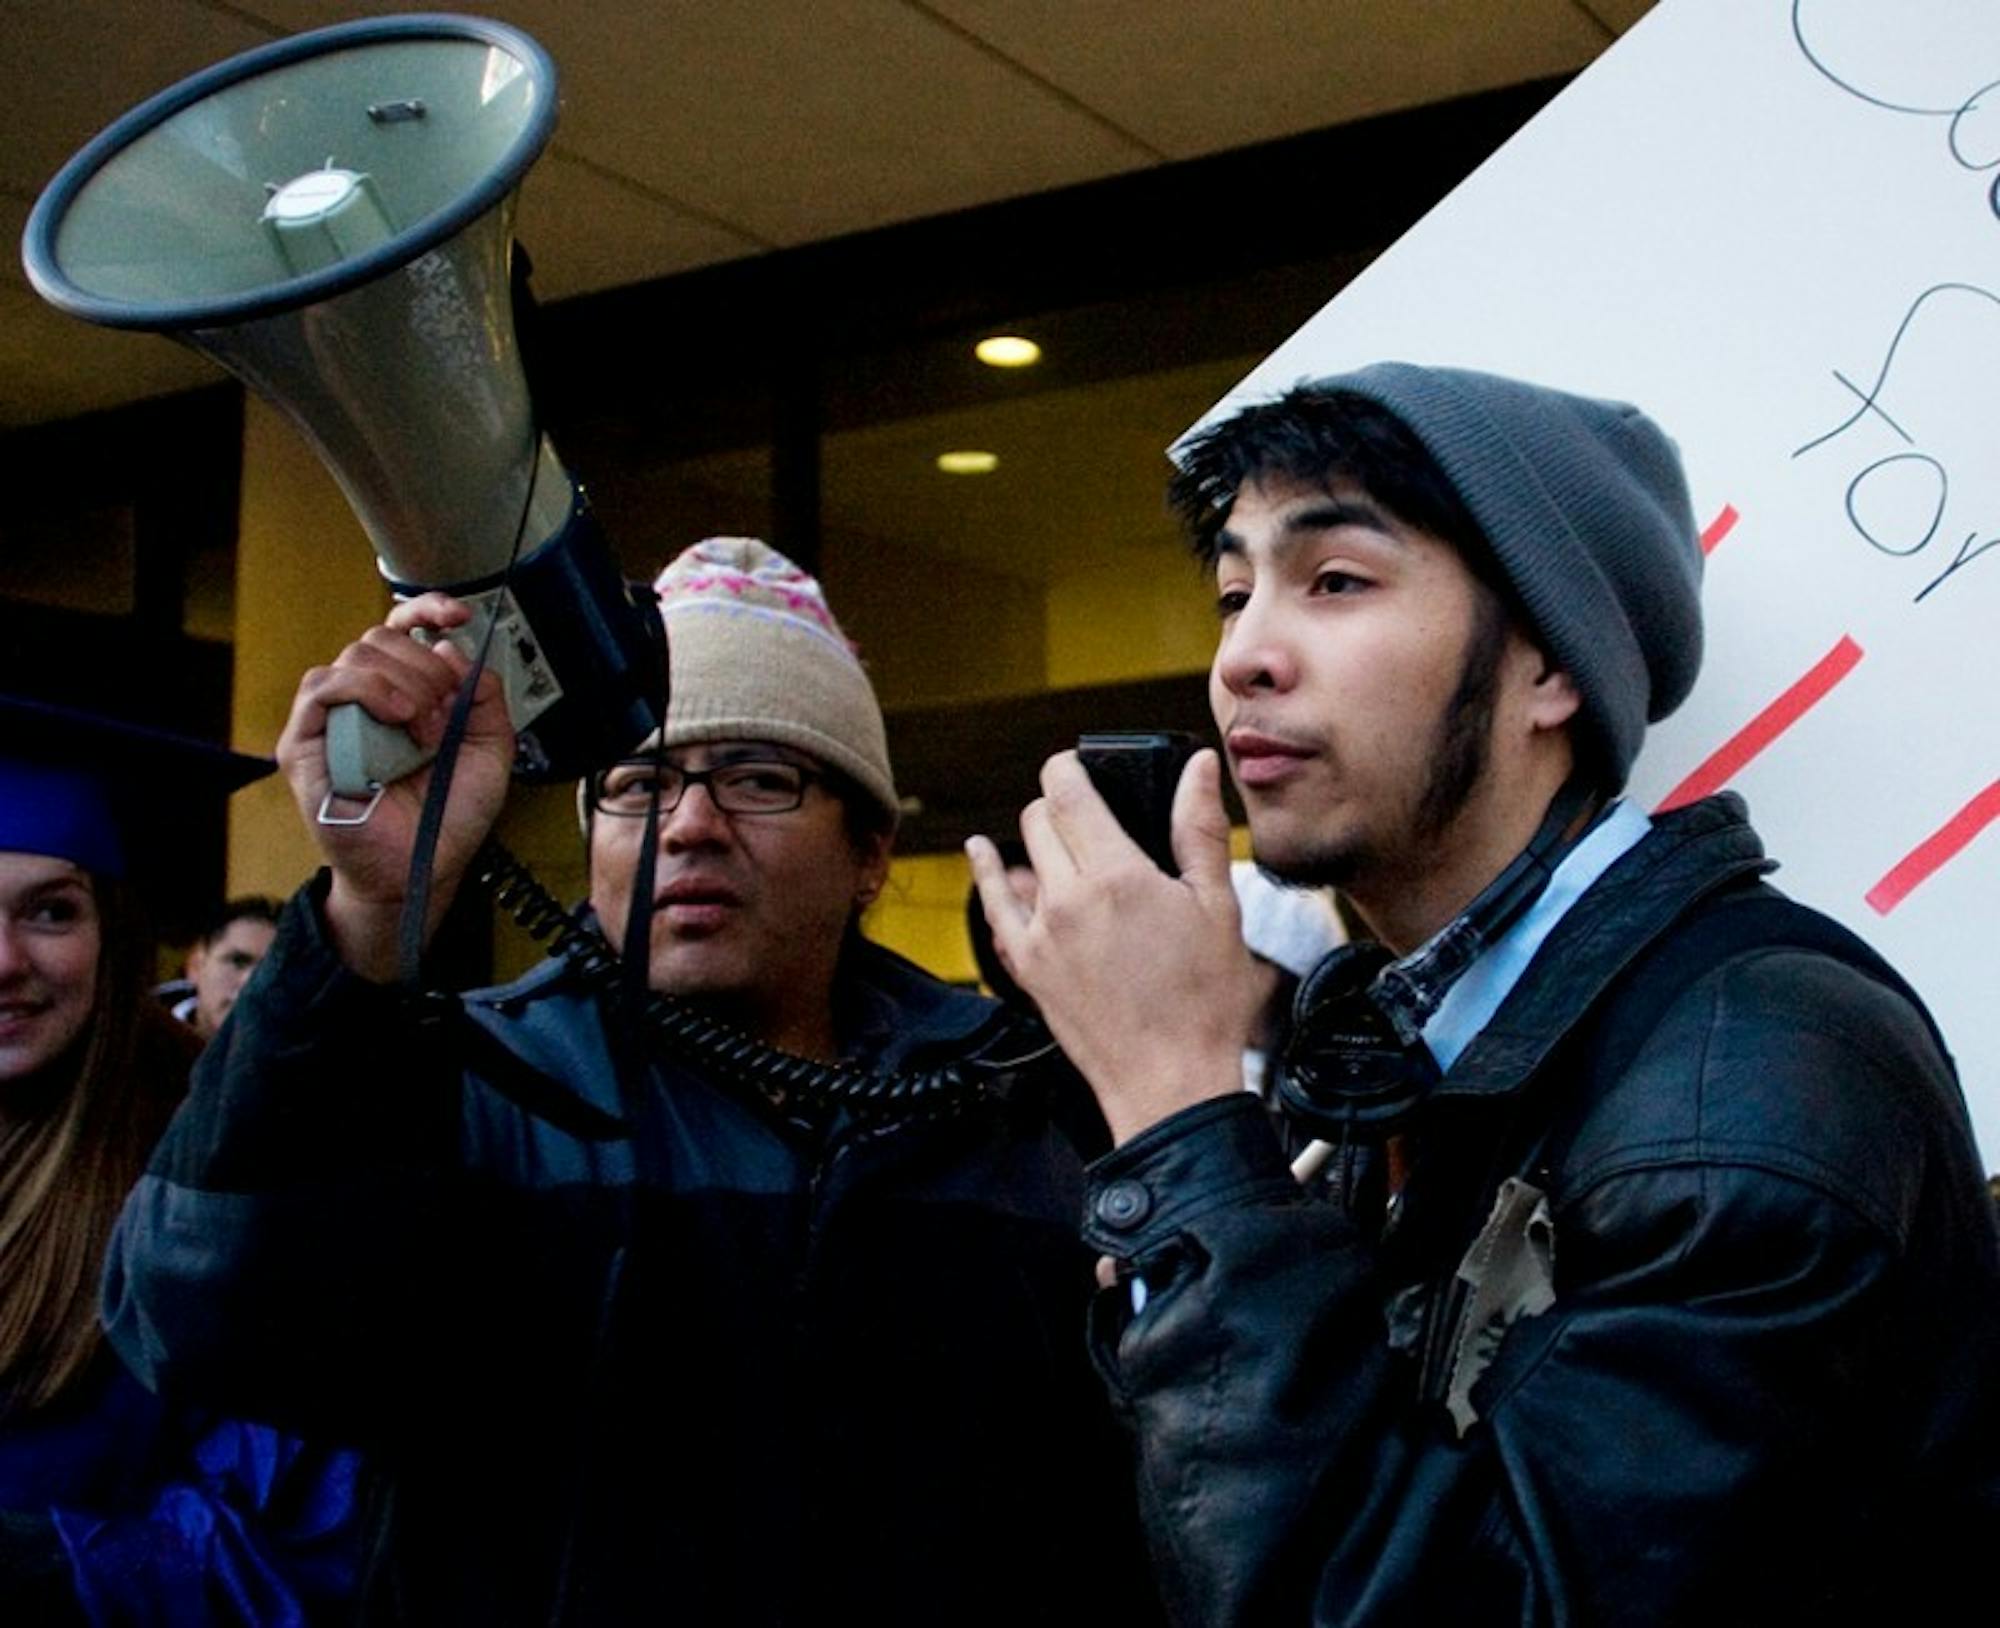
[24,16,1158,1622]
[103,538,1160,1626]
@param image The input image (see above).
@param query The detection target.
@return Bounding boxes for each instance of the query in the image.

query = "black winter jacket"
[1080,795,2000,1626]
[103,879,1159,1626]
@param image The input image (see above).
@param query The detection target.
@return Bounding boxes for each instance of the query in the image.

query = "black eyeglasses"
[590,758,822,818]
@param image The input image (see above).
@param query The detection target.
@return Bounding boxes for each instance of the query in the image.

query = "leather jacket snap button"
[1095,1179,1153,1231]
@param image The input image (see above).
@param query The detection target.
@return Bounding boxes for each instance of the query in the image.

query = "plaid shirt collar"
[1367,780,1606,1049]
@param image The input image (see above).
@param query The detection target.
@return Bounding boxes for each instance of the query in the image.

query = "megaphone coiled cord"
[471,839,1029,1123]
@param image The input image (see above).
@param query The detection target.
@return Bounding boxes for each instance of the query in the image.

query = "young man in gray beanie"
[971,365,2000,1625]
[103,538,1160,1626]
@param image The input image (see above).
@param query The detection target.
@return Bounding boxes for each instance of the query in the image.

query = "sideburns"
[1413,587,1512,842]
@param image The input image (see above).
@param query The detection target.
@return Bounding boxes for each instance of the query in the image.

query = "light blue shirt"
[1420,799,1652,1074]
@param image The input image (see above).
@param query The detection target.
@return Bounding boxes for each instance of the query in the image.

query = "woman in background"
[0,696,359,1625]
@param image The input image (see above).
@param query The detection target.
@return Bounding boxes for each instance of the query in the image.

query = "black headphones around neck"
[1276,778,1597,1142]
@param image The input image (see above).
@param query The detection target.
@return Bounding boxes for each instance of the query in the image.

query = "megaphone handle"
[324,701,436,800]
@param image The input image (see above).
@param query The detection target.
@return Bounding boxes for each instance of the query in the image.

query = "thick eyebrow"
[1214,495,1405,561]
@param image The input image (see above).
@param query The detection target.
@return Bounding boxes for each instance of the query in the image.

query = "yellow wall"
[868,849,979,986]
[226,396,389,901]
[1044,552,1212,689]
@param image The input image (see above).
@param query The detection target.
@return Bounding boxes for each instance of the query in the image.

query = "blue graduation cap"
[1,694,274,935]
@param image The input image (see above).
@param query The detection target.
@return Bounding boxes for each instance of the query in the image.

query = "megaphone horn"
[21,13,663,803]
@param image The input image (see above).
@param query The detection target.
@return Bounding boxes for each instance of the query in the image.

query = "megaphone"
[20,13,661,803]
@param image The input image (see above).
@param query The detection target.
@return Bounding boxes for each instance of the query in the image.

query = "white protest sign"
[1192,0,2000,1163]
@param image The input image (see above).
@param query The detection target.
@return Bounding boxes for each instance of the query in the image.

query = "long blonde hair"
[0,875,194,1413]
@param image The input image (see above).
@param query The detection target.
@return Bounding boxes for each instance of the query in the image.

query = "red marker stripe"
[1700,504,1739,555]
[1866,778,2000,915]
[1655,635,1864,813]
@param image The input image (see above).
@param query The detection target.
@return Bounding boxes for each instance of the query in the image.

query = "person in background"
[0,695,361,1624]
[172,897,281,1042]
[103,540,1159,1626]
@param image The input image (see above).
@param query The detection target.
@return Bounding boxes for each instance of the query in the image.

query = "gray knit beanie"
[1317,363,1703,788]
[638,537,898,824]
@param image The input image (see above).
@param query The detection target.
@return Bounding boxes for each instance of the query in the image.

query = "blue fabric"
[0,758,124,877]
[104,886,1160,1625]
[0,1360,361,1625]
[1420,798,1651,1073]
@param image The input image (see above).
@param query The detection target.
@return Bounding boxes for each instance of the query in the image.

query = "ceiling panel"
[922,0,1620,158]
[1578,0,1660,33]
[2,0,1642,432]
[515,0,1161,245]
[0,0,279,204]
[514,151,762,302]
[246,0,1158,245]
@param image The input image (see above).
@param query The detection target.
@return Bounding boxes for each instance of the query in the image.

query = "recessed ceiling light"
[974,335,1041,368]
[936,450,999,475]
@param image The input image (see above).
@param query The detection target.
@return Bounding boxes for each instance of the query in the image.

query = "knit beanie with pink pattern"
[643,536,897,824]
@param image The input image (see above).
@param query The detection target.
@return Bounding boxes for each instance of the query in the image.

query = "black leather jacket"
[1080,795,2000,1626]
[104,879,1159,1626]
